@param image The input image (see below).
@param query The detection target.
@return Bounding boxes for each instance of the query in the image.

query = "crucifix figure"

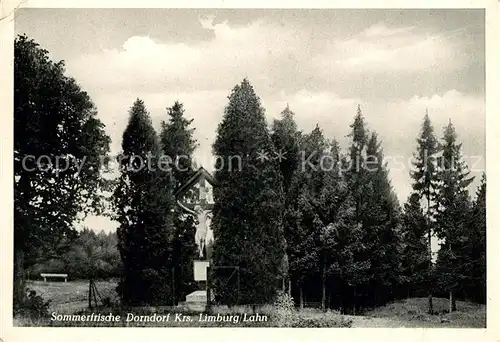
[177,193,214,259]
[175,168,216,260]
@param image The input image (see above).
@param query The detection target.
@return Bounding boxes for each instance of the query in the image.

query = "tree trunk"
[172,267,176,306]
[88,278,93,309]
[428,290,433,314]
[427,197,434,314]
[353,286,357,315]
[448,239,457,312]
[288,279,291,296]
[321,256,326,312]
[13,247,26,310]
[299,285,303,310]
[451,291,456,311]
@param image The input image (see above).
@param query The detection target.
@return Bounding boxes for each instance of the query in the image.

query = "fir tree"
[113,99,175,305]
[319,137,366,312]
[410,111,439,313]
[463,174,486,303]
[343,106,373,313]
[271,105,301,294]
[283,125,327,308]
[363,132,403,307]
[434,120,474,312]
[159,101,199,304]
[211,79,286,305]
[160,101,198,188]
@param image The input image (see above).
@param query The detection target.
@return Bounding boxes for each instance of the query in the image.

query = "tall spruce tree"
[363,132,404,306]
[344,106,372,313]
[113,99,175,305]
[464,173,486,303]
[160,101,198,188]
[160,101,199,303]
[211,79,286,305]
[271,105,301,294]
[283,125,328,308]
[434,121,474,312]
[410,111,439,313]
[318,137,366,312]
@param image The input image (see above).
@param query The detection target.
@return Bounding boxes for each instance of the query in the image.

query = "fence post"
[88,278,92,309]
[236,266,240,305]
[172,267,176,307]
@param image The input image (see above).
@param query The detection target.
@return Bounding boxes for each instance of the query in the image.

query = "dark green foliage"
[363,133,404,306]
[271,105,301,193]
[319,151,368,312]
[462,174,486,303]
[26,228,122,280]
[13,289,51,319]
[342,107,404,311]
[411,113,440,208]
[284,125,327,303]
[343,107,375,309]
[113,99,176,305]
[14,34,111,309]
[160,101,199,303]
[270,105,301,295]
[408,112,440,312]
[434,122,475,308]
[160,101,198,189]
[211,79,286,305]
[400,193,429,297]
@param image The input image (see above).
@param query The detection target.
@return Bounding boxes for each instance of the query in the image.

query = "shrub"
[14,289,51,319]
[293,315,353,327]
[269,290,353,327]
[271,290,297,327]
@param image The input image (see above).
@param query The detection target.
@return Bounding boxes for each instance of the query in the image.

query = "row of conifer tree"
[113,79,486,313]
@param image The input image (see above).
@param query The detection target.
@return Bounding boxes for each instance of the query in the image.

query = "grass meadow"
[14,279,486,328]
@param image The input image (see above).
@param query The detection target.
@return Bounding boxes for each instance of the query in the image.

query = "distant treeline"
[26,228,122,280]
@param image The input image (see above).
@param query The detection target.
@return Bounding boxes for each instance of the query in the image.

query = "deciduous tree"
[14,35,110,310]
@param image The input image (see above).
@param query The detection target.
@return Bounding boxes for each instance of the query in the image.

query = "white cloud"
[315,22,464,73]
[363,22,415,37]
[65,17,298,94]
[65,18,469,100]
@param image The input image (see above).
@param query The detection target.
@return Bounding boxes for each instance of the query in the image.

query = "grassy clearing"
[17,280,485,328]
[26,279,119,313]
[353,297,486,328]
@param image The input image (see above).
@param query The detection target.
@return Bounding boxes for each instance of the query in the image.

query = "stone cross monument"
[175,167,216,310]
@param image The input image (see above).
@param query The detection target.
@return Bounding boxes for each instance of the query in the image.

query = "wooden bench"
[40,273,68,282]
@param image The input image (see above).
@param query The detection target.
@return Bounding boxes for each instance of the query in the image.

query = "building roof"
[174,166,216,199]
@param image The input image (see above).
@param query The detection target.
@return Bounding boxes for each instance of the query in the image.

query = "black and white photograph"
[3,3,494,333]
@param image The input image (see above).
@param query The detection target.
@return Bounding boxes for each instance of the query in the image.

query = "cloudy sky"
[15,8,485,234]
